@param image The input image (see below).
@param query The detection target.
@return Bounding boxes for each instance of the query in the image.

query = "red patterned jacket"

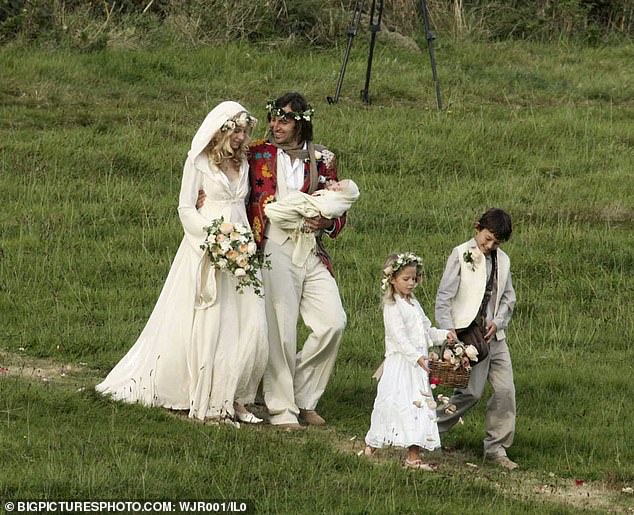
[247,139,346,274]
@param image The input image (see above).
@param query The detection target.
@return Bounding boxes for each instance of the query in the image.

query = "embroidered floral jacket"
[247,139,346,274]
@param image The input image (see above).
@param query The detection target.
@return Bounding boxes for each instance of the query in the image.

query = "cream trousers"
[262,236,346,425]
[436,337,516,458]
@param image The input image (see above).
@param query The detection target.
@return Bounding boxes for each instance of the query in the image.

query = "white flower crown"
[221,111,257,133]
[381,252,423,291]
[266,101,314,122]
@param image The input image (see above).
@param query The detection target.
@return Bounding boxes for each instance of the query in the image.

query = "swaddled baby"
[264,179,360,266]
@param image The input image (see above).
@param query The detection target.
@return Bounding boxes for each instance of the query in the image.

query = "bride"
[96,101,268,424]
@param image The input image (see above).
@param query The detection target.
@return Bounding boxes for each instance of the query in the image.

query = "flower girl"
[364,253,454,470]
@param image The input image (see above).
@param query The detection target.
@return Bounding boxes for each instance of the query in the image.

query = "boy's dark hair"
[477,208,513,242]
[268,92,313,143]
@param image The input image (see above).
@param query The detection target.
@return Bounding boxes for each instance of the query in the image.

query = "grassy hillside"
[1,38,633,513]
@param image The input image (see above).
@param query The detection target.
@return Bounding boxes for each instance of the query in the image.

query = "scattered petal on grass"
[79,362,88,366]
[60,372,66,377]
[357,450,364,456]
[349,436,357,441]
[466,462,478,468]
[575,479,584,486]
[76,387,86,393]
[18,347,25,351]
[621,487,633,494]
[41,378,49,383]
[0,367,8,374]
[457,417,464,425]
[549,472,556,478]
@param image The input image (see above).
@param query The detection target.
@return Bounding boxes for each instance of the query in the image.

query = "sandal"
[235,410,263,424]
[363,446,377,457]
[403,459,437,471]
[233,402,263,424]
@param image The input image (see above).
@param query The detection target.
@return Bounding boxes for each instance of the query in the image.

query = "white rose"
[234,268,246,277]
[247,241,257,254]
[219,222,234,234]
[464,345,479,361]
[470,247,484,264]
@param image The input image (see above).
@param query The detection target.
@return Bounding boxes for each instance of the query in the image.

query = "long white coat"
[96,102,268,419]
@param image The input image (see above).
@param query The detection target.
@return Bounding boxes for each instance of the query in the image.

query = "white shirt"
[276,145,306,196]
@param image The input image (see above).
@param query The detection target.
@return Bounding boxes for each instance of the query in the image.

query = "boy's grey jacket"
[435,238,516,341]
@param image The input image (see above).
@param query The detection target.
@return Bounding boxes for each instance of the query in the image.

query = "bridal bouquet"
[200,217,268,296]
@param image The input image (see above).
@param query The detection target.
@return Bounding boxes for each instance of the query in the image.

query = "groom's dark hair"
[269,92,314,143]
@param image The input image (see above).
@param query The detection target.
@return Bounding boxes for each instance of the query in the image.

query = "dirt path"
[333,435,633,514]
[2,350,633,514]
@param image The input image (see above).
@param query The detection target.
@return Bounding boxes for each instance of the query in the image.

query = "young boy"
[435,208,518,470]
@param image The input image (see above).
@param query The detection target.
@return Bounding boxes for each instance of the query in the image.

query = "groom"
[247,92,347,430]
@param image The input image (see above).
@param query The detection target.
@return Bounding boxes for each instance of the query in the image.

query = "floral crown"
[221,111,257,133]
[381,252,423,291]
[266,101,314,122]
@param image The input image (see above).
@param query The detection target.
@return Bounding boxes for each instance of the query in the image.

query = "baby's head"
[325,179,348,192]
[325,179,360,198]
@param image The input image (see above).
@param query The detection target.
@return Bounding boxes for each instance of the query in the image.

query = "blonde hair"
[205,111,255,166]
[381,252,423,304]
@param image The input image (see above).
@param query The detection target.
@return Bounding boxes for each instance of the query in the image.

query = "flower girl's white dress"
[365,295,448,450]
[96,102,268,421]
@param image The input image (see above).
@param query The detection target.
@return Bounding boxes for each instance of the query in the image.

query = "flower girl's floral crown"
[266,101,314,122]
[221,111,257,133]
[381,252,423,291]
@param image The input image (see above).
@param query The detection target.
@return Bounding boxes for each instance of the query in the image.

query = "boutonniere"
[318,175,327,184]
[463,248,483,272]
[304,150,323,163]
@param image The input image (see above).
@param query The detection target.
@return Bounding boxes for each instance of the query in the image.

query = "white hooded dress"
[95,101,268,420]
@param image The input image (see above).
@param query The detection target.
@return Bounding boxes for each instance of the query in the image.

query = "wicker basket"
[428,360,470,389]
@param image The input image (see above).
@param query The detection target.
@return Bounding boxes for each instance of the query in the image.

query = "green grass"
[1,39,634,513]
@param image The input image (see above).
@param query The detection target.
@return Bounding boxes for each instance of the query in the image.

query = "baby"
[264,179,360,266]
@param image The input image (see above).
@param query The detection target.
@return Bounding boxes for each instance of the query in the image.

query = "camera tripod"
[326,0,442,110]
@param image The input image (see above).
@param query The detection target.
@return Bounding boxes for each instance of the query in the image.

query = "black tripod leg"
[361,0,383,105]
[327,0,365,104]
[420,0,442,110]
